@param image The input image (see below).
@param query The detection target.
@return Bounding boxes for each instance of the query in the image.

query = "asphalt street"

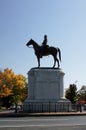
[0,116,86,130]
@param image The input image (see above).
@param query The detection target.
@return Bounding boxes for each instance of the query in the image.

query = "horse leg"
[53,55,60,68]
[56,57,60,68]
[37,56,40,68]
[53,56,56,68]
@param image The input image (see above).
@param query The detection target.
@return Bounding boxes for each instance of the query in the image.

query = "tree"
[0,68,14,98]
[78,85,86,103]
[65,84,78,103]
[0,68,28,107]
[11,74,28,105]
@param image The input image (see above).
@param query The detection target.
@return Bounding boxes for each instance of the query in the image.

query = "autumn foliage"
[0,68,28,107]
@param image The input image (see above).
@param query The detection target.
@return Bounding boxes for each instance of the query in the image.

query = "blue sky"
[0,0,86,90]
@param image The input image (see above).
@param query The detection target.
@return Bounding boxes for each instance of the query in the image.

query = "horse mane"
[31,39,37,44]
[31,39,40,47]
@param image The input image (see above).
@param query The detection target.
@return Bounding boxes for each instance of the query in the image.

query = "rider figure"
[42,35,49,53]
[42,35,48,46]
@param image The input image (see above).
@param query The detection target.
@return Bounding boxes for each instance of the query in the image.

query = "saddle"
[39,45,49,58]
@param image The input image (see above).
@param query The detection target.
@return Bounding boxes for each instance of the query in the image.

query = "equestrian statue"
[26,35,61,68]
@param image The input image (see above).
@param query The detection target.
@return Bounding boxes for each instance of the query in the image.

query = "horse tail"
[58,48,61,61]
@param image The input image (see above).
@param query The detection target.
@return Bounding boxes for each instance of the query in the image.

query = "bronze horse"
[26,39,61,68]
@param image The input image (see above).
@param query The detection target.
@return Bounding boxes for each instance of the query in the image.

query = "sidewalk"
[0,110,86,117]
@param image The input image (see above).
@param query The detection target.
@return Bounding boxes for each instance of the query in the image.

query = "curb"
[0,112,86,117]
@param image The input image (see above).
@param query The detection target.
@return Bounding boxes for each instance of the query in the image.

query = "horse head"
[26,39,34,47]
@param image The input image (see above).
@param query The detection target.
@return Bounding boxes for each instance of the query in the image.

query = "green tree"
[65,84,78,103]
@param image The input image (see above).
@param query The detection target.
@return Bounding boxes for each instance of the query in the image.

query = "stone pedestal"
[23,68,71,112]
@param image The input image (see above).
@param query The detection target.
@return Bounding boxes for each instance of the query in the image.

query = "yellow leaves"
[4,86,12,96]
[0,84,13,98]
[14,74,25,89]
[0,68,27,99]
[0,68,15,90]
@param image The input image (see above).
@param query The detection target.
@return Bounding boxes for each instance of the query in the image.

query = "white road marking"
[0,124,85,128]
[0,118,68,122]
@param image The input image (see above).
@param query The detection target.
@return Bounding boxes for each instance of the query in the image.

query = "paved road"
[0,116,86,130]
